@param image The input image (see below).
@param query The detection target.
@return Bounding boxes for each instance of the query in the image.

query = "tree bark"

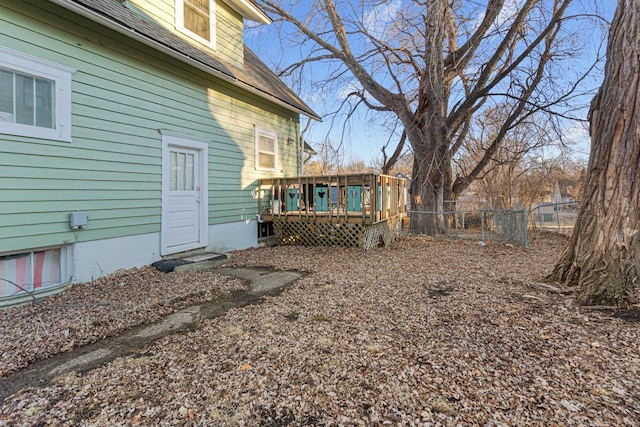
[381,131,406,175]
[547,0,640,306]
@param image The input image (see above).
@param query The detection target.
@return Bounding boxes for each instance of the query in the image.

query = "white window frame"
[0,47,74,142]
[255,127,278,172]
[175,0,217,49]
[0,246,71,298]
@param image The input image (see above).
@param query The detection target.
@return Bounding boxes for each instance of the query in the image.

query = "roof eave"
[225,0,272,24]
[48,0,320,121]
[303,141,317,155]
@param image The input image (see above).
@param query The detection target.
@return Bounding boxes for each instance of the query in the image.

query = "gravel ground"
[1,233,639,426]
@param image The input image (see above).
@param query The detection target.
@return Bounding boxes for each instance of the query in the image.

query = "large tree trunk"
[547,0,640,306]
[409,141,448,233]
[407,0,450,232]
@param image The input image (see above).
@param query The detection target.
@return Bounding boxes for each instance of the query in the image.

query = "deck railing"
[258,174,408,225]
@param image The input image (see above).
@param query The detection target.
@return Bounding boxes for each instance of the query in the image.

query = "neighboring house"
[552,180,576,205]
[302,140,317,164]
[0,0,320,305]
[533,180,578,223]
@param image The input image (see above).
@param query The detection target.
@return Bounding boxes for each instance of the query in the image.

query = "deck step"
[153,253,229,273]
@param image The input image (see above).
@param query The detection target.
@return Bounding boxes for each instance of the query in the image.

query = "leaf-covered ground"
[0,268,247,377]
[1,233,639,426]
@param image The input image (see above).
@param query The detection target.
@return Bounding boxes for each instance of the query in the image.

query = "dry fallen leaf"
[1,232,639,426]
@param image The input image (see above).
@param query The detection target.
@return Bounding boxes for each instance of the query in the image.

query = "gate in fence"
[407,209,528,247]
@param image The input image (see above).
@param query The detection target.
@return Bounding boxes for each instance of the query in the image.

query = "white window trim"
[0,246,72,294]
[255,127,278,172]
[0,46,75,142]
[175,0,217,50]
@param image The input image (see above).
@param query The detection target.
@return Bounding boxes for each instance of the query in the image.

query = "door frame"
[160,130,209,255]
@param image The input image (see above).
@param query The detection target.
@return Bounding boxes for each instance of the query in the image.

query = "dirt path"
[0,267,304,403]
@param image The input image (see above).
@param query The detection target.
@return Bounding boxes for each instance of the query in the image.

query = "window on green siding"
[176,0,216,49]
[0,69,55,128]
[0,47,74,142]
[255,128,278,171]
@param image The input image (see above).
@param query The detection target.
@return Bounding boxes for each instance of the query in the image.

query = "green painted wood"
[0,213,159,232]
[0,143,161,166]
[1,200,160,215]
[0,152,159,174]
[0,165,157,182]
[4,2,298,121]
[126,0,174,28]
[0,178,158,191]
[0,224,160,251]
[0,190,161,203]
[1,215,160,239]
[128,0,244,68]
[347,185,362,211]
[5,3,296,128]
[315,186,330,212]
[0,208,159,227]
[0,0,303,254]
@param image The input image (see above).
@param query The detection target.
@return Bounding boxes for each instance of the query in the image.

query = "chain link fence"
[529,201,580,235]
[406,209,529,247]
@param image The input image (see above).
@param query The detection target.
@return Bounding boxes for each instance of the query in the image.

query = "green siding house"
[0,0,319,305]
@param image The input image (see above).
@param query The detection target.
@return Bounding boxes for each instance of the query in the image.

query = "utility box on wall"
[69,212,88,229]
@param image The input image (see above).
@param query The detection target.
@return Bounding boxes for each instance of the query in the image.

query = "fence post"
[481,211,485,242]
[538,207,542,229]
[522,209,528,247]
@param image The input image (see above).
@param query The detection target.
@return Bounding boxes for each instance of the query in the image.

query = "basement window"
[0,247,70,298]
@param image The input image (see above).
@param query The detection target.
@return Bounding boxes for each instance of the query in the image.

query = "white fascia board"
[225,0,272,24]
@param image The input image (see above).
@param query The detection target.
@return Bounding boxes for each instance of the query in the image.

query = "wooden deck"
[258,174,408,248]
[258,174,408,225]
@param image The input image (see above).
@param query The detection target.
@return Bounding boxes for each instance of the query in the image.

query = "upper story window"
[255,128,278,171]
[176,0,216,49]
[0,47,74,142]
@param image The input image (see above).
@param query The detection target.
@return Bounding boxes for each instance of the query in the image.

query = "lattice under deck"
[273,216,403,250]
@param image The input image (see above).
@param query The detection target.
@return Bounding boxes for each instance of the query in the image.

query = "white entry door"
[161,133,208,255]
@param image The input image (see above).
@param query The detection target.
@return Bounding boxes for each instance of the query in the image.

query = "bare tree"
[254,0,607,228]
[341,154,376,173]
[303,139,343,175]
[517,155,585,208]
[456,106,557,209]
[547,0,639,306]
[380,130,408,174]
